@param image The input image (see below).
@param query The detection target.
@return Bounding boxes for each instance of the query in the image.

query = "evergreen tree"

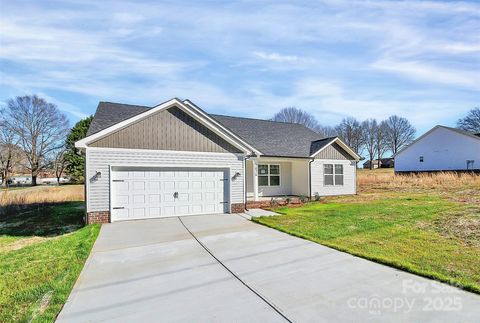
[64,116,93,183]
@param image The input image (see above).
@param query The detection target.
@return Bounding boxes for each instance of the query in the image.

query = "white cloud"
[371,59,480,90]
[0,0,478,134]
[253,51,302,63]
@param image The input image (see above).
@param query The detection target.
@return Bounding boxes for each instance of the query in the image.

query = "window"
[467,160,475,170]
[419,156,424,162]
[324,164,343,186]
[258,164,280,186]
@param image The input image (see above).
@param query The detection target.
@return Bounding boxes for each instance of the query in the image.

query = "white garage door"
[111,167,229,222]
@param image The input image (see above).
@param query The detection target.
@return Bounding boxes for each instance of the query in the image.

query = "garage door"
[111,167,229,222]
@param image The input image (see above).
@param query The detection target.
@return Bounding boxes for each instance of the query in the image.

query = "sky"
[0,0,479,136]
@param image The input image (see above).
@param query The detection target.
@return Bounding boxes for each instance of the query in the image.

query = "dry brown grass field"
[357,168,480,205]
[0,185,84,214]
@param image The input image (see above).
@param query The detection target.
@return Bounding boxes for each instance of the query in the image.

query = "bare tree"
[375,120,389,168]
[317,125,337,137]
[335,117,364,154]
[361,119,378,170]
[272,107,320,131]
[50,146,68,185]
[5,95,69,186]
[0,112,22,186]
[385,115,416,155]
[457,107,480,133]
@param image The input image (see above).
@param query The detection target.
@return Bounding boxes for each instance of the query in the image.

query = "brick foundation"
[86,211,110,224]
[231,203,245,213]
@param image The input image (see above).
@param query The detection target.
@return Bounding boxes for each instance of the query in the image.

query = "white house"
[75,98,360,224]
[394,125,480,173]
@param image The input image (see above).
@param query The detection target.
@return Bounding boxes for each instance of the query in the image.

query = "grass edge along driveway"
[253,194,480,294]
[0,202,100,322]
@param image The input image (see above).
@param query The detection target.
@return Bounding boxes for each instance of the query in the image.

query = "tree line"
[272,106,480,169]
[0,95,91,186]
[1,94,479,183]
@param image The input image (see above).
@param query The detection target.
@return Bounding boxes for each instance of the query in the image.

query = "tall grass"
[0,185,84,216]
[358,169,480,190]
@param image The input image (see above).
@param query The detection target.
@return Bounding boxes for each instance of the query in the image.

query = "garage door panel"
[116,181,129,192]
[192,193,202,201]
[111,167,229,222]
[133,208,145,217]
[191,181,202,189]
[176,181,189,190]
[149,207,161,216]
[114,208,129,220]
[148,181,161,190]
[164,181,175,190]
[133,181,145,190]
[149,194,161,203]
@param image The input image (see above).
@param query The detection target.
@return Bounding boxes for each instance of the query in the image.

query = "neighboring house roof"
[81,99,360,159]
[363,158,394,166]
[395,125,480,157]
[211,114,324,157]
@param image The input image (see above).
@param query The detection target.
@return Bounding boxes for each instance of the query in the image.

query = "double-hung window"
[324,164,343,186]
[258,164,280,186]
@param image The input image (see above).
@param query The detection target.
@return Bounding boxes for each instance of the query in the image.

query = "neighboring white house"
[76,98,361,224]
[394,125,480,172]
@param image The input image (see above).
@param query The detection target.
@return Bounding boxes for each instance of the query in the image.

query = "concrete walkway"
[57,214,480,322]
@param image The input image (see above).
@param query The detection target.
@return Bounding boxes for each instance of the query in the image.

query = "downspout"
[308,158,314,200]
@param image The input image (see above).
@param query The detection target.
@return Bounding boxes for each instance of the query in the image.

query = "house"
[363,158,394,169]
[75,98,360,224]
[395,125,480,173]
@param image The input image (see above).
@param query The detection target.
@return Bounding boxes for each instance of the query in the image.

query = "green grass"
[254,194,480,293]
[0,202,100,322]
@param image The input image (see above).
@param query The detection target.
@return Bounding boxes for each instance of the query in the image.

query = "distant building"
[8,174,70,185]
[395,125,480,173]
[363,158,394,169]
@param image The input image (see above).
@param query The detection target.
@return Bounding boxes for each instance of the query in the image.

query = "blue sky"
[1,0,479,135]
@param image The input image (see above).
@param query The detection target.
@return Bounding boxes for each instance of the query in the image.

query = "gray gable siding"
[314,143,354,160]
[90,107,242,153]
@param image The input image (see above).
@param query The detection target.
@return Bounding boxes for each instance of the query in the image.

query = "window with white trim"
[258,164,280,186]
[324,164,343,186]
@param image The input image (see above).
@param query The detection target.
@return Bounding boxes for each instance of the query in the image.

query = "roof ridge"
[311,136,336,143]
[212,113,315,127]
[438,125,480,141]
[100,101,151,108]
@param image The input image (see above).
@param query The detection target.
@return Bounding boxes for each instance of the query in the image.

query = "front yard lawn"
[254,193,480,293]
[0,202,100,322]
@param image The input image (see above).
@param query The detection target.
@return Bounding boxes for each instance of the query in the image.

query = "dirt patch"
[433,207,480,246]
[0,236,49,252]
[29,290,53,322]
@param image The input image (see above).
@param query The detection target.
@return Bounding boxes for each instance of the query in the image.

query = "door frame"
[109,164,232,222]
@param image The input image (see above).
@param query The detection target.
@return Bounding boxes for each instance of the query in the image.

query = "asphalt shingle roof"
[211,115,324,157]
[87,102,149,136]
[86,101,328,157]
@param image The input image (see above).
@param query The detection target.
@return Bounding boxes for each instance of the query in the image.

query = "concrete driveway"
[57,214,480,322]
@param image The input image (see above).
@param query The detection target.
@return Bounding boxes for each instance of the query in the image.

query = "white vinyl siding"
[85,148,245,213]
[246,160,292,197]
[311,159,356,196]
[395,126,480,172]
